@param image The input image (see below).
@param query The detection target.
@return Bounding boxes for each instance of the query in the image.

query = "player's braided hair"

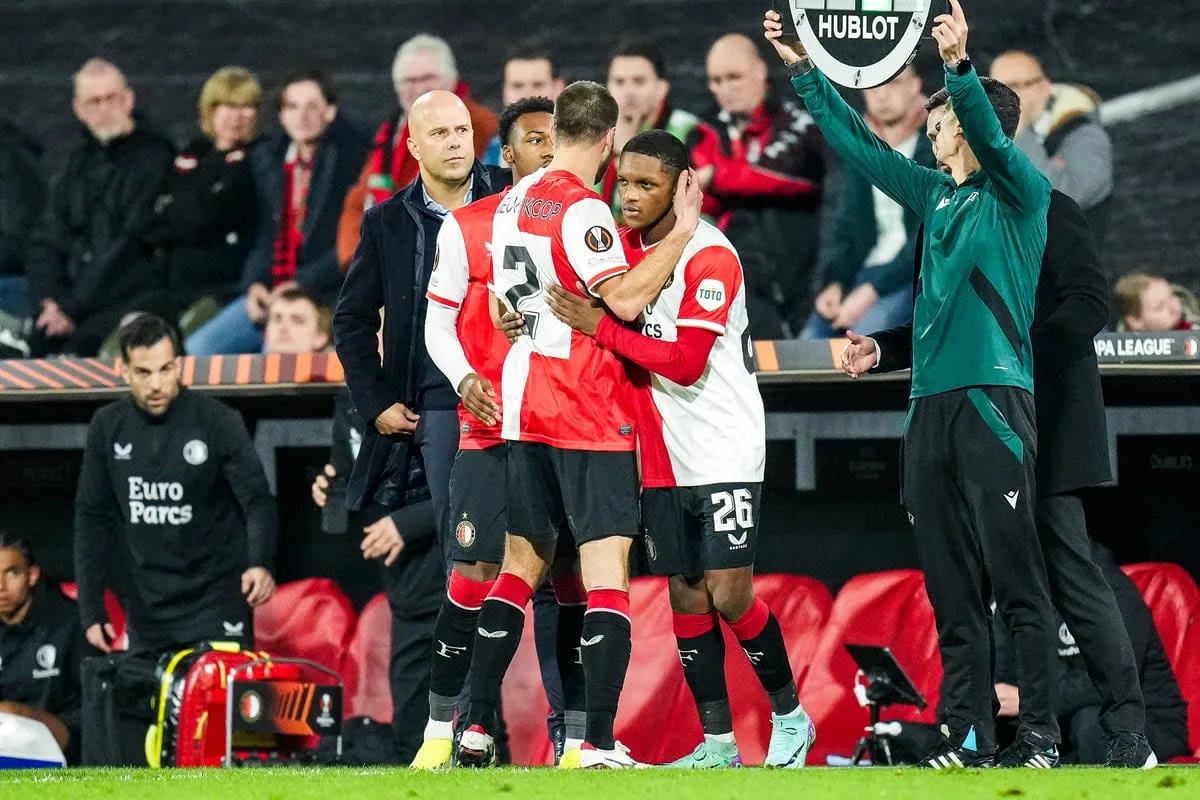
[622,129,691,176]
[553,80,619,145]
[499,96,555,148]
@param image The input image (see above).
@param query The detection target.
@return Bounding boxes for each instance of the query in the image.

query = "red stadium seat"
[1120,563,1200,760]
[253,578,355,687]
[59,582,129,650]
[343,593,393,722]
[799,570,943,765]
[500,574,835,767]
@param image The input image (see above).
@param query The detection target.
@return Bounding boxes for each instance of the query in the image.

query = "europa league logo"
[776,0,936,88]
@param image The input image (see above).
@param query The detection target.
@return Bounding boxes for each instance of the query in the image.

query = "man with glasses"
[26,58,174,356]
[990,51,1113,239]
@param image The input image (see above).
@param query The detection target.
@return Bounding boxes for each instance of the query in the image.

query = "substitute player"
[766,4,1060,768]
[456,80,702,769]
[74,314,277,652]
[547,130,815,769]
[415,96,587,769]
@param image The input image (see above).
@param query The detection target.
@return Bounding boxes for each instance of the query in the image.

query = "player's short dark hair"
[0,531,37,568]
[925,77,1021,139]
[499,96,555,148]
[505,37,560,76]
[611,37,666,78]
[274,286,332,338]
[553,80,619,145]
[118,313,180,360]
[278,68,338,108]
[623,129,690,177]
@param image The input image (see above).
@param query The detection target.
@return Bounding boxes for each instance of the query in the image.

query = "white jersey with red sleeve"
[425,193,509,449]
[624,221,765,487]
[490,169,639,451]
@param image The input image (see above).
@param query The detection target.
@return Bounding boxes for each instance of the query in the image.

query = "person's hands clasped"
[840,330,880,379]
[362,515,405,567]
[375,402,420,436]
[459,373,501,426]
[833,284,880,331]
[763,9,808,65]
[932,0,970,66]
[548,283,607,337]
[815,283,844,321]
[241,566,276,606]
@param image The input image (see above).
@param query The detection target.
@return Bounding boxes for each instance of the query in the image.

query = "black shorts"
[448,446,508,564]
[641,483,763,577]
[506,441,639,547]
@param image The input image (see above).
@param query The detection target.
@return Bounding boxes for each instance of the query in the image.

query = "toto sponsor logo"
[787,0,934,88]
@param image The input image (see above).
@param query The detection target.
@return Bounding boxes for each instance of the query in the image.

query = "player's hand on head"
[498,309,525,344]
[459,373,501,427]
[932,0,969,65]
[311,463,335,508]
[362,515,405,567]
[547,283,605,337]
[375,402,420,436]
[85,622,117,653]
[763,9,807,65]
[241,567,276,606]
[672,168,703,235]
[840,330,880,379]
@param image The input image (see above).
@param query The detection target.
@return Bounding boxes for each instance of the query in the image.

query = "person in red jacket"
[689,34,827,338]
[336,35,499,268]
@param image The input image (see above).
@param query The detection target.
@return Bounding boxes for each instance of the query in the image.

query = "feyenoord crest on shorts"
[781,0,934,88]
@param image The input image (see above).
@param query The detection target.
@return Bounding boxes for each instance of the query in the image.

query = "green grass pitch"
[0,766,1191,800]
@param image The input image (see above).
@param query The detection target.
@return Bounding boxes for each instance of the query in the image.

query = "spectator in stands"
[263,286,331,354]
[1114,272,1200,332]
[482,39,565,166]
[994,542,1190,764]
[185,69,368,355]
[336,35,500,268]
[990,51,1113,240]
[692,34,826,339]
[802,67,933,339]
[0,534,88,764]
[598,39,701,222]
[0,120,45,336]
[142,67,261,338]
[25,58,175,357]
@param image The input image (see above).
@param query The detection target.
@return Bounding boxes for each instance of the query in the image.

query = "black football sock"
[674,611,734,736]
[581,589,632,751]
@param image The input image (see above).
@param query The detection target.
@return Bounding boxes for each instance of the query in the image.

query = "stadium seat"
[500,574,835,767]
[799,570,943,765]
[1120,563,1200,761]
[343,593,393,722]
[253,578,355,688]
[58,582,128,650]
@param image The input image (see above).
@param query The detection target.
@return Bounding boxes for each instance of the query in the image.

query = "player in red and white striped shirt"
[547,131,815,769]
[457,82,703,770]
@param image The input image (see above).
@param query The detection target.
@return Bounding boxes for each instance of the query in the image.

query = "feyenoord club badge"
[777,0,936,88]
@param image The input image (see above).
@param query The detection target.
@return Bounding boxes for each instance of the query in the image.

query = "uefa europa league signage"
[781,0,935,88]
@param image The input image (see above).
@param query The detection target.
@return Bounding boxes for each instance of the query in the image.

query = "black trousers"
[1036,492,1145,734]
[388,608,437,764]
[903,386,1058,752]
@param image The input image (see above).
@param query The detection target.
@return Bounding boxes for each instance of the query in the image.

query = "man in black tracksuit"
[866,191,1157,768]
[74,315,278,653]
[767,3,1059,767]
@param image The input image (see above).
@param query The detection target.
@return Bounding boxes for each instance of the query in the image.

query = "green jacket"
[792,64,1050,398]
[817,133,937,297]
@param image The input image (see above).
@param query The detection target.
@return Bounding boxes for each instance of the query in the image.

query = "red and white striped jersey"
[490,169,639,451]
[426,193,509,449]
[623,222,765,487]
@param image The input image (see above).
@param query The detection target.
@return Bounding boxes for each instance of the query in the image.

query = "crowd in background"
[0,32,1196,361]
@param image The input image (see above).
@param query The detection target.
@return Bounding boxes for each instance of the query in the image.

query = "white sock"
[424,718,453,740]
[565,737,584,752]
[705,731,737,747]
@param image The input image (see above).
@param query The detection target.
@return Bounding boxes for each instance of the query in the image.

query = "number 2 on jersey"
[502,244,542,337]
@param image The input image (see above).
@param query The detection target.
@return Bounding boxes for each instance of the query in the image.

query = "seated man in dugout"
[263,286,332,354]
